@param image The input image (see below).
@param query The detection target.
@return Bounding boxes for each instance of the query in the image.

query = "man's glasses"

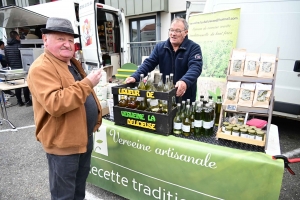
[169,29,186,34]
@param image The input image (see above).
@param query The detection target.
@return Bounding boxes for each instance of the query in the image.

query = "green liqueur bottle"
[194,102,204,137]
[137,94,148,110]
[162,75,170,113]
[182,104,191,137]
[145,72,154,91]
[156,73,164,92]
[203,103,212,136]
[118,95,128,107]
[208,101,215,133]
[189,102,196,135]
[173,103,182,135]
[180,100,186,121]
[136,74,146,107]
[215,96,222,126]
[169,73,177,108]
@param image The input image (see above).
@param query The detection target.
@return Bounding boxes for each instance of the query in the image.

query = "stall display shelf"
[216,47,279,150]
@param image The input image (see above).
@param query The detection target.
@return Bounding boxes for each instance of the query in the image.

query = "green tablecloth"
[88,119,284,200]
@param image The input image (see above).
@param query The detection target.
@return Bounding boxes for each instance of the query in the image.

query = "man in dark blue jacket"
[126,17,202,102]
[4,31,32,106]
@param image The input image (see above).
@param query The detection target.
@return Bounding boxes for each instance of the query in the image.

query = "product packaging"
[243,53,260,77]
[238,83,256,107]
[252,83,272,108]
[229,49,247,76]
[258,54,276,78]
[223,81,241,105]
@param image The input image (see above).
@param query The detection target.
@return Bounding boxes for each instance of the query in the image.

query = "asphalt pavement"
[0,96,299,200]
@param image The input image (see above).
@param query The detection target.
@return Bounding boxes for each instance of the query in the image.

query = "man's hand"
[86,69,102,87]
[125,77,136,83]
[175,80,187,97]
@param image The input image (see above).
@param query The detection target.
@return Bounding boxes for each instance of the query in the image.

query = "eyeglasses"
[168,29,186,34]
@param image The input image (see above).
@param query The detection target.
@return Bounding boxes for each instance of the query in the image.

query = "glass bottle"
[182,105,191,137]
[186,99,191,107]
[138,74,146,90]
[169,73,176,108]
[208,102,215,134]
[190,102,195,135]
[200,95,204,102]
[215,96,222,126]
[203,104,212,136]
[137,95,147,110]
[161,75,170,113]
[145,72,154,91]
[163,75,170,92]
[169,73,175,89]
[173,103,182,135]
[156,103,164,114]
[180,100,186,121]
[156,73,164,92]
[118,95,128,107]
[194,103,204,137]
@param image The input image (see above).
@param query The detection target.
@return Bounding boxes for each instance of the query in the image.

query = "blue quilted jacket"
[131,36,203,102]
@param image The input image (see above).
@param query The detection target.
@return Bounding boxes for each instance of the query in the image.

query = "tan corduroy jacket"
[27,49,102,155]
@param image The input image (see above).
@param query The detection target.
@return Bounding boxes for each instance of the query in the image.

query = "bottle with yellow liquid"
[118,95,128,107]
[173,103,182,135]
[182,104,191,136]
[156,73,164,92]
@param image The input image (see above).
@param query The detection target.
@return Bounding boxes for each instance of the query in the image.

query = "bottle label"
[150,99,159,106]
[248,135,255,139]
[194,120,202,127]
[182,124,190,132]
[191,121,194,128]
[203,121,210,129]
[210,120,214,128]
[241,133,248,138]
[232,131,239,136]
[173,122,182,129]
[137,97,144,101]
[255,136,263,141]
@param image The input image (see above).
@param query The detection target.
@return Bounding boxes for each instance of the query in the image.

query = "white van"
[187,0,300,119]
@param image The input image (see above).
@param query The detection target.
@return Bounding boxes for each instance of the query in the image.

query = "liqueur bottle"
[156,73,164,92]
[208,99,216,131]
[137,95,147,110]
[182,104,191,137]
[173,103,182,135]
[156,103,164,114]
[126,87,137,109]
[180,100,186,120]
[162,75,170,113]
[203,104,212,136]
[145,72,154,91]
[200,95,204,102]
[169,73,176,108]
[189,102,196,135]
[118,95,128,107]
[186,99,191,107]
[215,96,222,126]
[208,102,215,134]
[194,103,204,137]
[149,97,159,112]
[138,74,146,90]
[170,73,175,88]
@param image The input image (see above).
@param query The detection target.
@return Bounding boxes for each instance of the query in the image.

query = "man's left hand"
[175,80,187,97]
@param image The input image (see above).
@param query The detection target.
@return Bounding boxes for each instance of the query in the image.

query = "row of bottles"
[173,95,222,137]
[118,73,177,113]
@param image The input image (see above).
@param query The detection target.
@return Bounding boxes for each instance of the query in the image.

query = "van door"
[79,0,128,72]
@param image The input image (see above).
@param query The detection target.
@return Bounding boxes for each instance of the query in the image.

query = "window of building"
[6,0,16,5]
[171,11,186,21]
[28,0,40,6]
[129,16,156,65]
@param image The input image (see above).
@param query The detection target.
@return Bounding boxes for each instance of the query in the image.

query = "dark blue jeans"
[46,134,93,200]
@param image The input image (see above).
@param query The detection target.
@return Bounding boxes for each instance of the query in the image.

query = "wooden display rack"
[216,47,280,149]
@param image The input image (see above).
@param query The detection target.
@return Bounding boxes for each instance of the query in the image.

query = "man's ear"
[42,34,48,47]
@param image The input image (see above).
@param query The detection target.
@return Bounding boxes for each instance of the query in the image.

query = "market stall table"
[88,119,284,200]
[0,79,28,129]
